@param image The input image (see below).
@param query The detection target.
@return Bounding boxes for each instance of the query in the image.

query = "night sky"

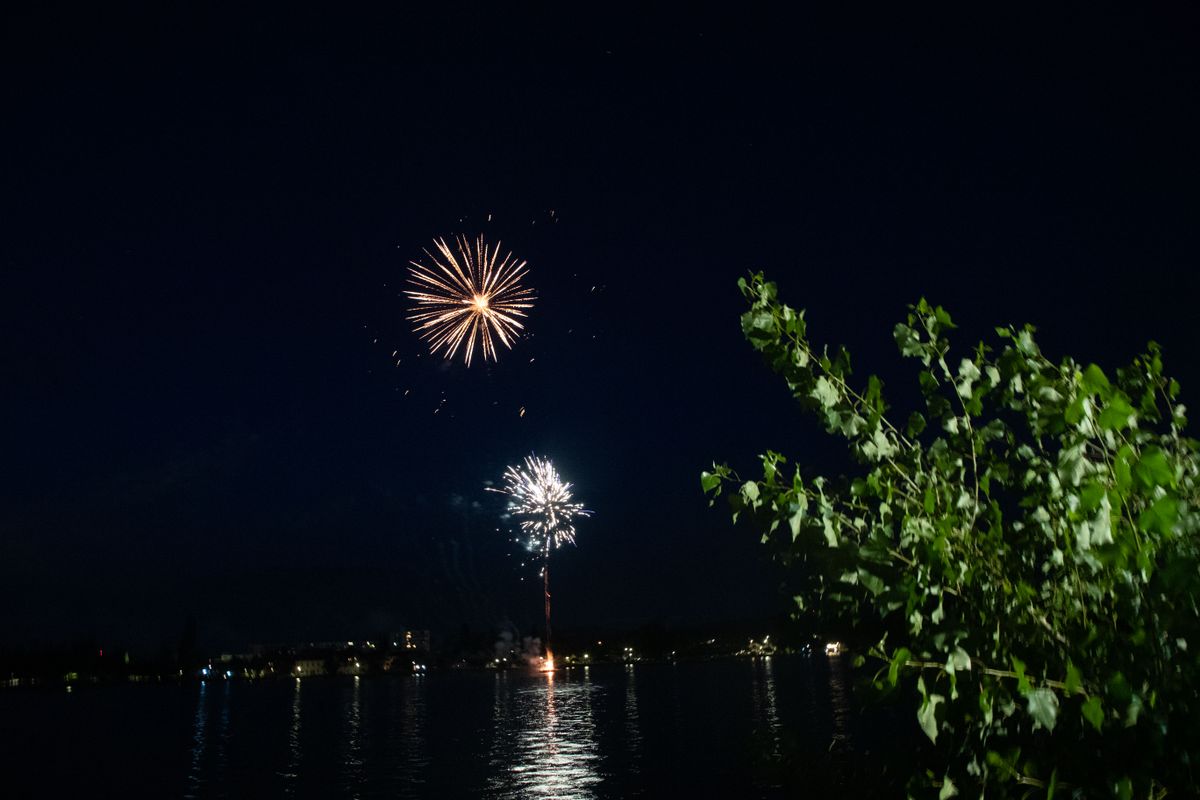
[3,6,1198,652]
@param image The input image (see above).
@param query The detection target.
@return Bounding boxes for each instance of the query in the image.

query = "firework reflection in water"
[487,671,602,799]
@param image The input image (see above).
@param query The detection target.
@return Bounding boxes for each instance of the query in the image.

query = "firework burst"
[495,456,591,557]
[405,234,535,366]
[491,455,590,669]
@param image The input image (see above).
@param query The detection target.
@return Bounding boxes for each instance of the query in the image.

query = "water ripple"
[488,671,603,800]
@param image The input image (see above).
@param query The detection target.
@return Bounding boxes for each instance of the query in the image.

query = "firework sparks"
[493,456,590,557]
[492,455,590,669]
[405,234,535,366]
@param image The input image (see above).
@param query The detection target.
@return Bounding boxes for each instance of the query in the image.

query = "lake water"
[1,656,901,798]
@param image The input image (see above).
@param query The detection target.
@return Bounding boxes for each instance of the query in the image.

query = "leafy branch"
[705,273,1200,799]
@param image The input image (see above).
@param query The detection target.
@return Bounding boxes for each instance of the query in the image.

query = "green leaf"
[742,309,776,341]
[1089,494,1114,547]
[946,647,971,675]
[1016,328,1037,355]
[858,567,885,596]
[1011,655,1031,694]
[986,750,1018,781]
[1124,695,1144,727]
[700,471,721,493]
[1098,394,1134,432]
[1079,482,1105,512]
[1081,696,1103,731]
[811,376,839,409]
[865,374,883,408]
[1114,445,1134,490]
[888,647,911,686]
[822,516,839,548]
[907,411,927,438]
[1064,662,1082,695]
[894,323,923,358]
[956,359,981,399]
[787,495,808,540]
[1107,671,1131,704]
[1064,394,1085,425]
[918,689,945,743]
[978,687,994,725]
[861,427,897,461]
[1081,363,1110,394]
[1137,495,1178,536]
[939,776,958,799]
[1134,448,1174,489]
[1024,688,1059,732]
[741,481,760,504]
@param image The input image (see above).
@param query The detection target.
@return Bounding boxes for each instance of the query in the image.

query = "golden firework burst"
[405,234,535,366]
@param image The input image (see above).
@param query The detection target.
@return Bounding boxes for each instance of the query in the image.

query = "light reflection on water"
[341,675,365,798]
[488,669,603,800]
[184,680,208,799]
[826,652,854,788]
[623,664,642,769]
[184,680,231,798]
[215,683,231,784]
[161,656,860,798]
[827,656,852,751]
[281,678,301,795]
[750,657,782,758]
[395,675,429,797]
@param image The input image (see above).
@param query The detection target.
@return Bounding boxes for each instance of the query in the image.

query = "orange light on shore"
[540,649,555,672]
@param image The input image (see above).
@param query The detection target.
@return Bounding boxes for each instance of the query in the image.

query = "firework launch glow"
[405,234,535,366]
[495,456,591,557]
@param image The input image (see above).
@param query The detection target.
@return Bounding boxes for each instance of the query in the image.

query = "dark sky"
[3,5,1198,651]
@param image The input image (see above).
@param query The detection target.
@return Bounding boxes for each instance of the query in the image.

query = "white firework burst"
[494,455,590,557]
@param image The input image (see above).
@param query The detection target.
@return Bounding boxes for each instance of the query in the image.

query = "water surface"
[1,656,882,798]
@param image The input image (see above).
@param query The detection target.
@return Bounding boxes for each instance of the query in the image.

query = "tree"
[703,274,1200,798]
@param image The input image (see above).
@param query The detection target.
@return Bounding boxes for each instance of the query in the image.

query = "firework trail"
[405,234,535,366]
[490,455,590,668]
